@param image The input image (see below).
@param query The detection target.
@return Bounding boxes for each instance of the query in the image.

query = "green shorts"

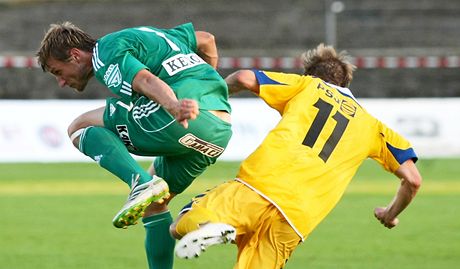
[103,97,232,194]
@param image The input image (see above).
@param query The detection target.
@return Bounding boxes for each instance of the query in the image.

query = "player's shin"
[77,126,152,187]
[143,211,175,269]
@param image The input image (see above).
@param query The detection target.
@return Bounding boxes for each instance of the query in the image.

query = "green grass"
[0,159,459,268]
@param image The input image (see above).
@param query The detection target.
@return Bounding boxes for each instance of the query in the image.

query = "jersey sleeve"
[371,121,418,173]
[163,22,197,52]
[253,70,313,113]
[93,48,147,98]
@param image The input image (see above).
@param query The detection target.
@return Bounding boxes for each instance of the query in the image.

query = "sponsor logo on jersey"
[179,133,224,157]
[340,99,357,117]
[162,53,206,76]
[109,103,116,116]
[116,125,137,151]
[104,64,122,88]
[317,82,357,117]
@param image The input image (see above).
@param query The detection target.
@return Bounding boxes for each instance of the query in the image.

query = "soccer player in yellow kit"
[171,44,422,268]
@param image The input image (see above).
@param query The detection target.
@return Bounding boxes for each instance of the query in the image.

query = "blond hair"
[301,43,356,87]
[36,21,96,71]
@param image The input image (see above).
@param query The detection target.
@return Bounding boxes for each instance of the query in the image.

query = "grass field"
[1,159,459,269]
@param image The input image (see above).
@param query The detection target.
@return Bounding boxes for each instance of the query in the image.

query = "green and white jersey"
[92,22,231,113]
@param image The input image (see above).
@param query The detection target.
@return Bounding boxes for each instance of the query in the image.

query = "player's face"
[46,57,91,92]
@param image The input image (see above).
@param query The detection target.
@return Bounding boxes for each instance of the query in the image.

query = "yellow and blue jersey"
[236,70,417,240]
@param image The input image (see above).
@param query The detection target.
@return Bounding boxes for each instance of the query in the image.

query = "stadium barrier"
[0,98,458,162]
[2,55,460,69]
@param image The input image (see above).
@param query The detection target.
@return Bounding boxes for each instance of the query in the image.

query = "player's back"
[93,23,230,112]
[237,71,415,238]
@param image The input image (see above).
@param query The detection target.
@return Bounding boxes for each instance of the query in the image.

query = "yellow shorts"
[189,180,301,269]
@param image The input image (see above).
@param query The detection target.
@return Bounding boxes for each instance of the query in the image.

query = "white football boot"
[112,175,170,228]
[175,223,236,259]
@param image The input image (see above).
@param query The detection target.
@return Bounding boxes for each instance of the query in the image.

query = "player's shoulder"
[254,70,308,86]
[100,26,157,42]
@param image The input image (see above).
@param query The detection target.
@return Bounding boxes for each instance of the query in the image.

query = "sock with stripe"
[79,126,152,187]
[143,211,175,269]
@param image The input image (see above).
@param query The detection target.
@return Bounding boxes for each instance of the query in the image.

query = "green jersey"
[91,23,232,193]
[92,22,231,113]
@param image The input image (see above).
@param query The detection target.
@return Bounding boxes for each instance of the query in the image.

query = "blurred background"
[1,0,460,99]
[2,0,460,161]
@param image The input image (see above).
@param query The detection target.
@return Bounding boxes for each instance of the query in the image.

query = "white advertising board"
[0,98,458,162]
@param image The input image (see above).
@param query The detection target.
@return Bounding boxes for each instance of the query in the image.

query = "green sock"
[143,211,175,269]
[79,126,152,187]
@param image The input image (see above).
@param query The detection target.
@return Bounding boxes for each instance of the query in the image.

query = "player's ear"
[69,48,80,62]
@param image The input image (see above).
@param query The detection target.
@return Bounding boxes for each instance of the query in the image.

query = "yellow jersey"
[236,70,417,240]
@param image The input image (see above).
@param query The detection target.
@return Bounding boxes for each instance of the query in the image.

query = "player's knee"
[67,114,96,147]
[68,111,102,138]
[68,128,86,148]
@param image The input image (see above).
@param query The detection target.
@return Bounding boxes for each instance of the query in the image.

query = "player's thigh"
[68,106,106,136]
[153,153,215,194]
[236,212,300,269]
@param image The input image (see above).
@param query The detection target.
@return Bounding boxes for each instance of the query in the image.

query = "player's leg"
[172,181,299,268]
[132,109,231,268]
[68,105,169,228]
[173,205,236,259]
[142,193,175,269]
[172,197,236,259]
[67,106,105,147]
[175,222,236,259]
[172,181,247,258]
[234,209,300,269]
[142,154,210,269]
[68,107,151,186]
[144,161,175,269]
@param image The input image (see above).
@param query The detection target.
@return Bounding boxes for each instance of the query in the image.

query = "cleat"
[112,175,169,228]
[175,223,236,259]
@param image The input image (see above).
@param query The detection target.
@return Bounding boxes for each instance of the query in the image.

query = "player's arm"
[374,159,422,229]
[225,70,260,95]
[132,69,199,128]
[195,31,218,69]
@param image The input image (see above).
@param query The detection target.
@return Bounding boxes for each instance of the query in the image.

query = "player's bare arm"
[225,70,259,95]
[374,159,422,228]
[133,69,199,128]
[195,31,218,69]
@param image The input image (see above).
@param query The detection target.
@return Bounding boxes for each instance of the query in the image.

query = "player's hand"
[374,207,399,229]
[175,99,199,128]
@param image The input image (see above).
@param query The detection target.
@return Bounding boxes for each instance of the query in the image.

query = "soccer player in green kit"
[37,21,232,269]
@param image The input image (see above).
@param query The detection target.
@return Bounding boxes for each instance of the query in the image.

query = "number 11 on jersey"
[302,98,350,162]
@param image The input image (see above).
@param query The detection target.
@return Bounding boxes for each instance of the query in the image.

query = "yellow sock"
[175,206,219,237]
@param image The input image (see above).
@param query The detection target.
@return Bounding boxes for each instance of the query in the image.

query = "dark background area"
[1,0,459,99]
